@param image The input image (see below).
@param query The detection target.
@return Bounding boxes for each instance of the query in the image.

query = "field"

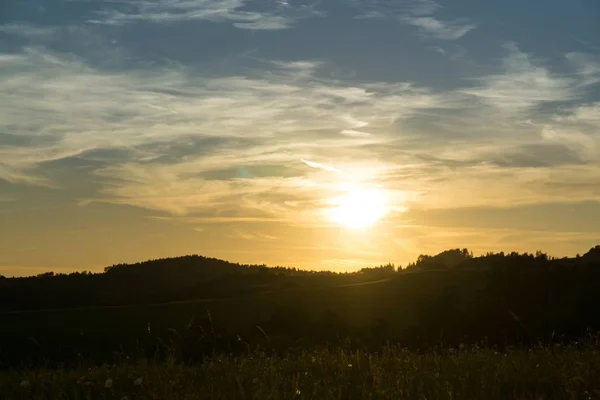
[2,344,599,400]
[2,251,600,399]
[0,270,486,367]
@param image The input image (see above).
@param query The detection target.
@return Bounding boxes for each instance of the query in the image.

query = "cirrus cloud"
[89,0,322,29]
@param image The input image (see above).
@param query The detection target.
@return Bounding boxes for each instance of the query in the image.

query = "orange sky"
[2,0,600,277]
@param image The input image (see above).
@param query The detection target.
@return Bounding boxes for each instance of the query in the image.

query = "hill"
[1,247,600,369]
[0,255,358,312]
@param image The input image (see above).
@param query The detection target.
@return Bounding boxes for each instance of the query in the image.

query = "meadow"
[2,248,600,398]
[0,268,485,367]
[2,344,599,400]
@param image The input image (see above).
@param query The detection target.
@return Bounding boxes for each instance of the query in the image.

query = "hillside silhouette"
[1,246,600,368]
[0,255,374,312]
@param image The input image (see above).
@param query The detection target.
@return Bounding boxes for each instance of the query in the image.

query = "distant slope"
[0,254,380,312]
[2,246,599,314]
[2,248,600,367]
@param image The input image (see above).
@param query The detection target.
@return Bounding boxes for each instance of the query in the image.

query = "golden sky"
[1,0,600,276]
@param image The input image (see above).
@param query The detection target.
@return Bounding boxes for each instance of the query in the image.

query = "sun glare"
[326,186,389,229]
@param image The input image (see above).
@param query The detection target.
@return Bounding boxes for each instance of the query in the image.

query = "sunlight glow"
[325,186,389,229]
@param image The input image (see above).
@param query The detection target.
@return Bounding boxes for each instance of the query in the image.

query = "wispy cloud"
[3,0,600,272]
[543,102,600,160]
[234,229,278,241]
[2,37,600,222]
[0,23,57,38]
[0,45,441,215]
[354,10,386,20]
[0,163,52,187]
[353,0,475,40]
[566,52,600,86]
[301,159,342,173]
[461,44,578,112]
[401,16,476,40]
[353,0,440,19]
[407,0,440,16]
[339,114,372,136]
[340,129,372,137]
[555,102,600,126]
[90,0,321,29]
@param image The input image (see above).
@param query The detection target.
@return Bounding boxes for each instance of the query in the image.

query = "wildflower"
[134,377,143,386]
[347,363,353,368]
[20,380,30,389]
[105,378,113,389]
[296,389,301,395]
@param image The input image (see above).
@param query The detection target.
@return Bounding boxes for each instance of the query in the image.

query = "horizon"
[2,244,598,278]
[2,0,600,277]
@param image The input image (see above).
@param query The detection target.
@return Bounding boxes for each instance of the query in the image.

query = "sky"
[1,0,600,276]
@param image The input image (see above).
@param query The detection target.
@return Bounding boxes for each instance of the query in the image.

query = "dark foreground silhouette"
[1,246,600,369]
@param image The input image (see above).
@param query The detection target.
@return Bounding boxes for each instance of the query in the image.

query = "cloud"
[407,142,587,170]
[461,44,577,113]
[557,102,600,126]
[232,17,291,30]
[301,159,342,173]
[353,0,475,40]
[353,0,440,19]
[380,162,600,210]
[3,39,600,222]
[401,16,476,40]
[3,0,600,273]
[566,52,600,86]
[341,129,372,137]
[90,0,320,29]
[339,114,372,136]
[0,163,52,187]
[341,114,369,129]
[234,229,278,240]
[543,103,600,160]
[354,10,386,20]
[407,0,441,16]
[0,45,445,215]
[483,143,585,168]
[0,23,57,38]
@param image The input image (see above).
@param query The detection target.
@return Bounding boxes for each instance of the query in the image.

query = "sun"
[325,186,389,229]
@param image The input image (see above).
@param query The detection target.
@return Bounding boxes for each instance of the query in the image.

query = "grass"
[2,344,599,400]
